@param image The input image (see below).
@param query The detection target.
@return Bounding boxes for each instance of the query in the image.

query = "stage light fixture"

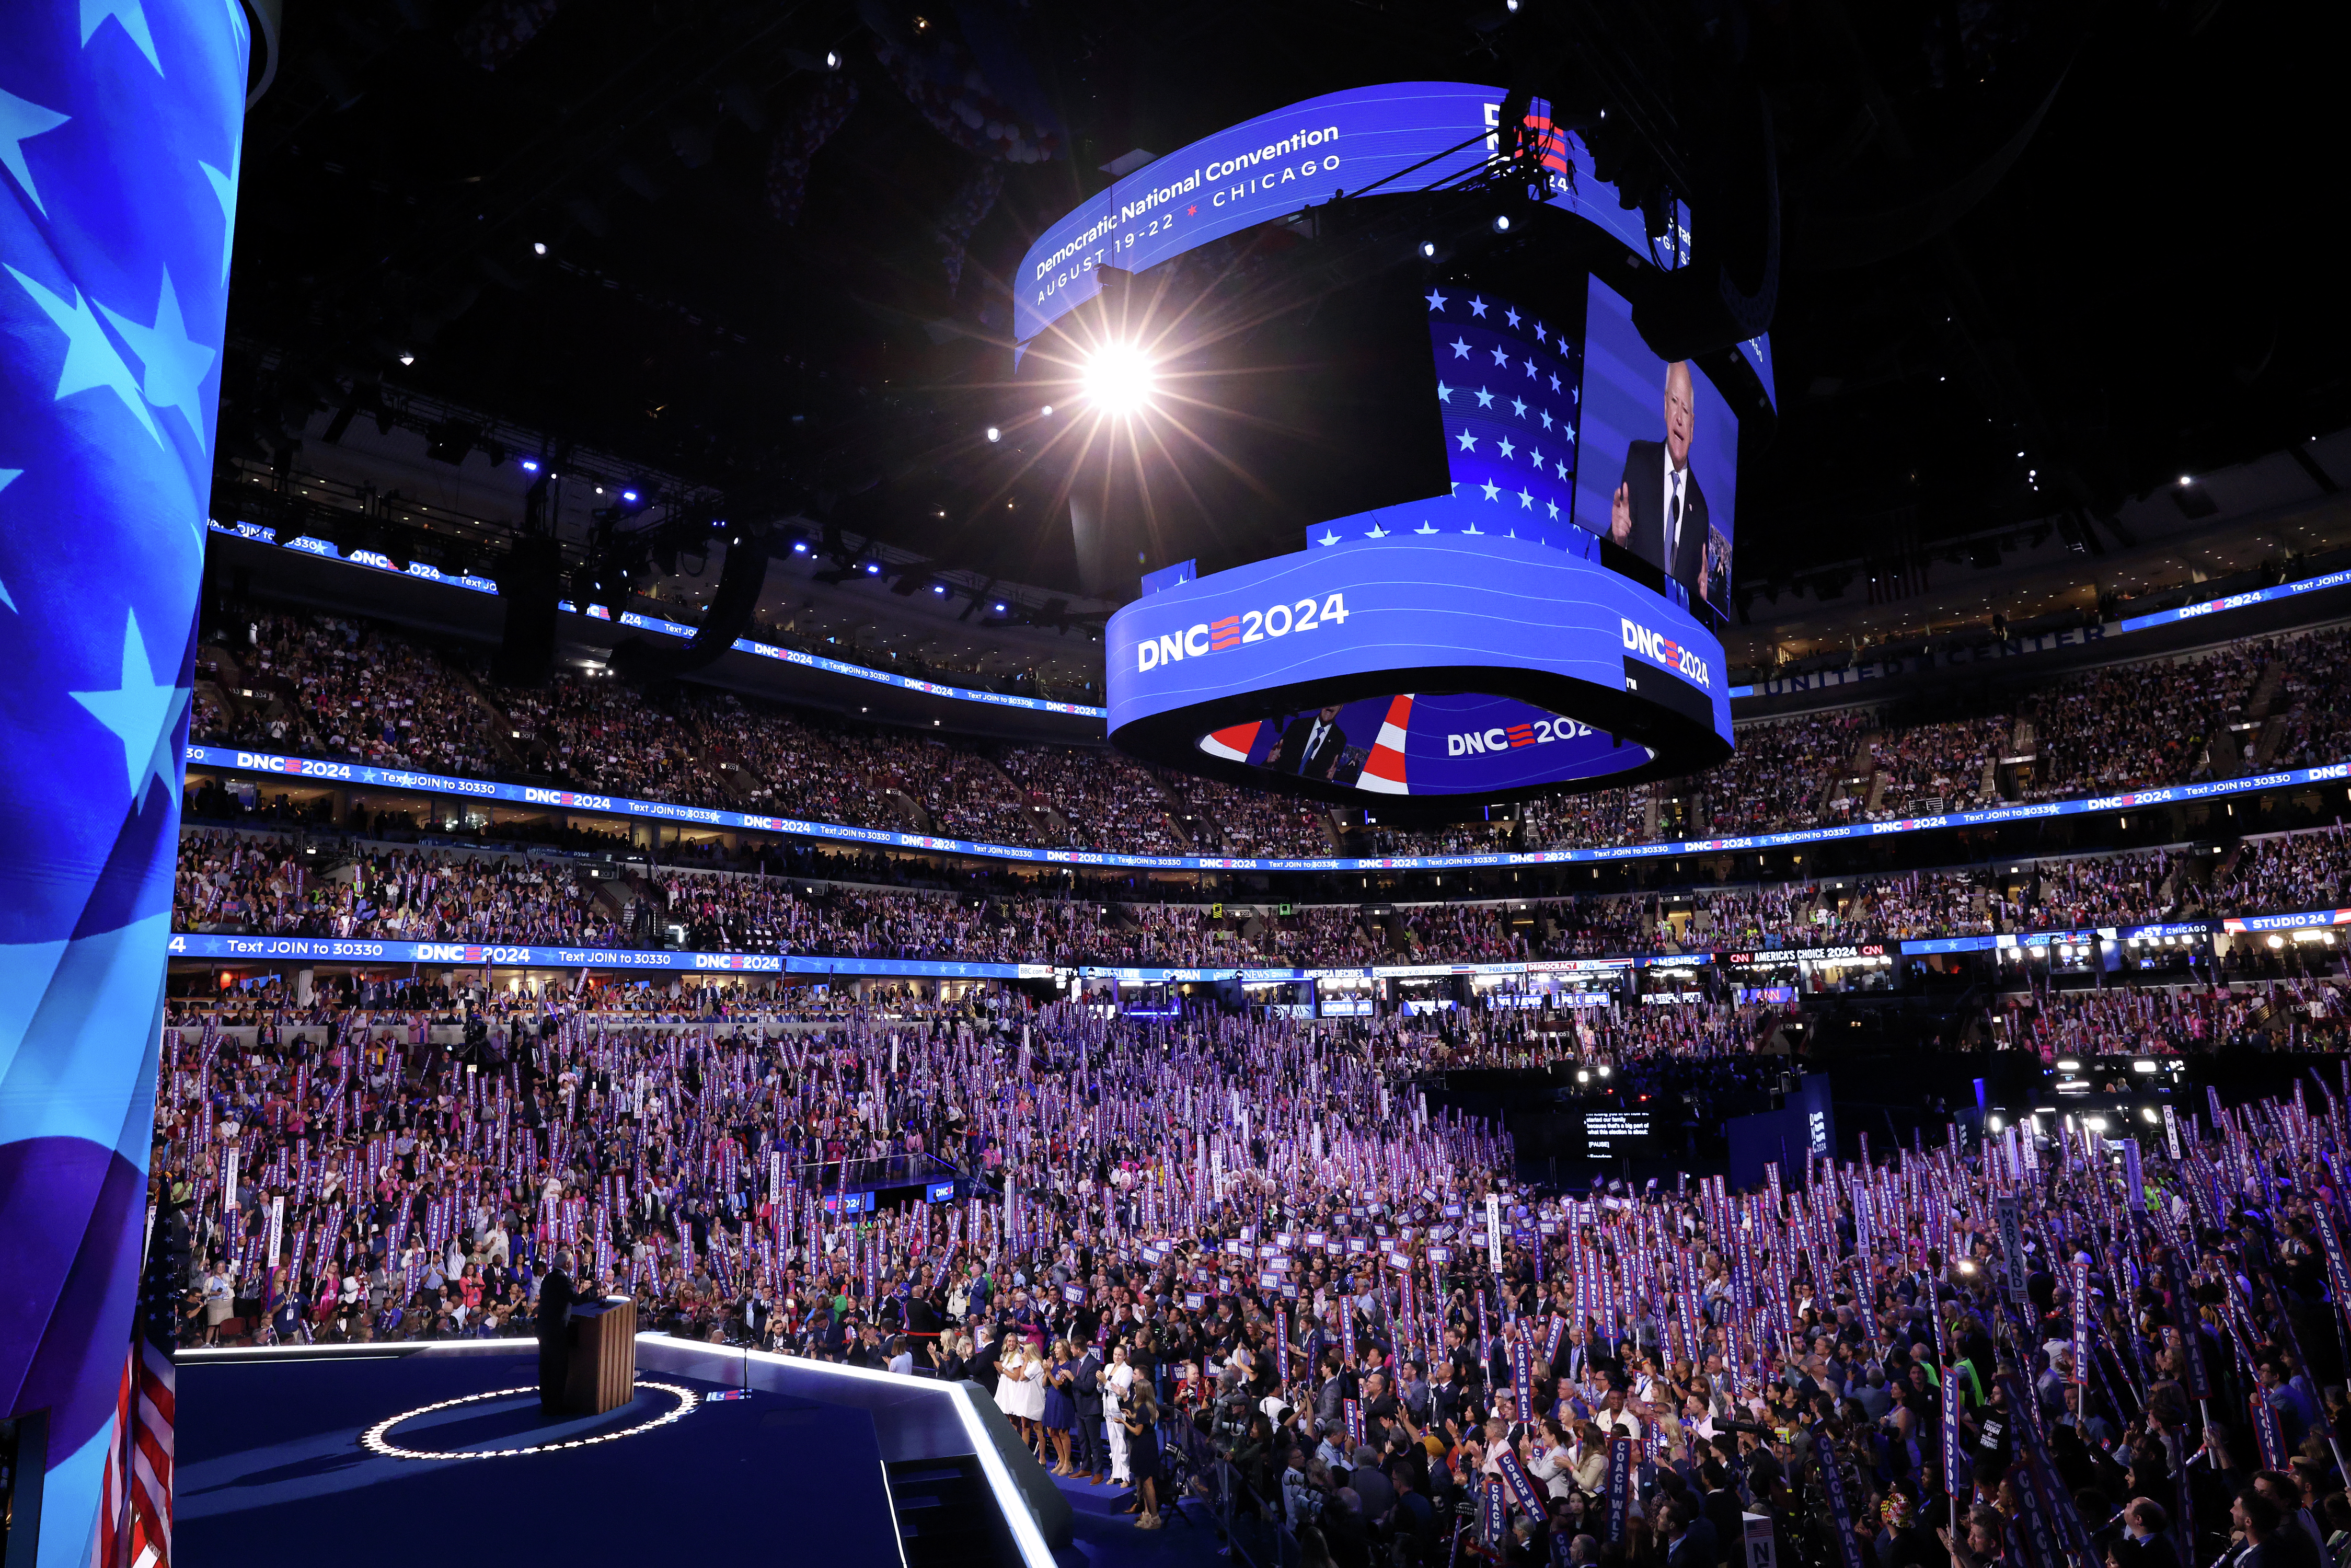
[621,489,640,503]
[993,602,1007,613]
[1081,341,1157,416]
[792,540,810,554]
[986,426,1002,442]
[520,458,540,473]
[932,583,948,595]
[865,561,882,574]
[1418,240,1437,258]
[532,241,547,256]
[398,351,415,365]
[1491,214,1512,233]
[1041,405,1054,417]
[826,49,841,68]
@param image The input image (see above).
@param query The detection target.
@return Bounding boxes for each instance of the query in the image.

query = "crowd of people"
[150,972,2351,1568]
[167,824,2351,976]
[2023,644,2273,801]
[193,601,2351,871]
[1865,716,2012,820]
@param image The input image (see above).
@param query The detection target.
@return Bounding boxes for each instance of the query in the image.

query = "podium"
[564,1298,637,1415]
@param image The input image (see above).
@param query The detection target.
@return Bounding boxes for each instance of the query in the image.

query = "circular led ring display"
[359,1379,700,1460]
[1107,534,1731,803]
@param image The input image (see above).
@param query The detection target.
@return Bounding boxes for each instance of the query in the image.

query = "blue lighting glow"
[621,489,639,503]
[865,561,881,575]
[520,458,540,473]
[792,540,810,554]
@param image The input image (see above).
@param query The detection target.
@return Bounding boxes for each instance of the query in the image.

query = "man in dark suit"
[1267,705,1348,780]
[1609,359,1710,602]
[1073,1343,1108,1482]
[538,1249,584,1413]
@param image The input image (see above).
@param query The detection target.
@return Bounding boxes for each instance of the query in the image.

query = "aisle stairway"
[888,1456,1026,1568]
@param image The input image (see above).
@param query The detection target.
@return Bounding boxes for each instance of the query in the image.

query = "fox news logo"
[1620,619,1710,689]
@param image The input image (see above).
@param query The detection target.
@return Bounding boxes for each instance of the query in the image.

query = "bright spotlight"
[865,561,882,575]
[1081,342,1157,416]
[1419,240,1437,259]
[531,240,548,256]
[825,49,842,69]
[1491,214,1512,233]
[1041,405,1054,417]
[519,458,540,474]
[985,426,1001,442]
[791,540,809,554]
[993,602,1007,613]
[397,351,415,366]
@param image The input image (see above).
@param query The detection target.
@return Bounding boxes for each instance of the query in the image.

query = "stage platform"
[178,1338,1069,1568]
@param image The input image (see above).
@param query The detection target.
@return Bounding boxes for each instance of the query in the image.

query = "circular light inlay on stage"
[360,1380,700,1460]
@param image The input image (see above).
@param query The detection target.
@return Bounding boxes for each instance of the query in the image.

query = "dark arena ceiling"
[216,0,2348,607]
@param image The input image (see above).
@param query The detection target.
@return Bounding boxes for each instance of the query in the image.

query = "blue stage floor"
[179,1347,902,1566]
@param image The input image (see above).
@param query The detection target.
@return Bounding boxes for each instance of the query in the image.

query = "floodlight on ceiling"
[1081,341,1158,417]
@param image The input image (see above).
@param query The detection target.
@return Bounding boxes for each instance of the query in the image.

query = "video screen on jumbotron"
[1573,275,1741,609]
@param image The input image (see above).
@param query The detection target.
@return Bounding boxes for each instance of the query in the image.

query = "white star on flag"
[1456,429,1478,452]
[1489,345,1509,367]
[100,267,217,445]
[1480,481,1500,501]
[1474,387,1494,408]
[1318,530,1341,547]
[1436,382,1452,403]
[1534,322,1547,343]
[200,143,241,285]
[0,88,71,216]
[1450,338,1471,359]
[1518,488,1534,509]
[7,266,162,443]
[1496,437,1515,459]
[82,0,163,72]
[72,608,189,803]
[1425,289,1448,312]
[1511,397,1527,418]
[1546,500,1561,520]
[1539,410,1553,430]
[1467,296,1487,318]
[1503,306,1520,328]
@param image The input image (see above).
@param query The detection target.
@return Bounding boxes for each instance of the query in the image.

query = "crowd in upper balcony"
[192,600,2349,861]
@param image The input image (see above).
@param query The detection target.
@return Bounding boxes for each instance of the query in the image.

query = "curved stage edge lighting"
[360,1380,700,1460]
[1107,534,1732,804]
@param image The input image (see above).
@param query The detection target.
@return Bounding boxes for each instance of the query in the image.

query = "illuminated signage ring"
[1107,534,1732,801]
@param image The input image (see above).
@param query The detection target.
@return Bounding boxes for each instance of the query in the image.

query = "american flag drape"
[101,1206,181,1568]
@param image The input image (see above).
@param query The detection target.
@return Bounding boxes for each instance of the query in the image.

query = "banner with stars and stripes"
[1,0,248,1562]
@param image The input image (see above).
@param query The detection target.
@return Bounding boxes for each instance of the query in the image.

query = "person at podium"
[538,1249,585,1413]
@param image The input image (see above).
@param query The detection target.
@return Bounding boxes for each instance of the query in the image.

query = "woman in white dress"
[1104,1343,1134,1485]
[995,1340,1042,1452]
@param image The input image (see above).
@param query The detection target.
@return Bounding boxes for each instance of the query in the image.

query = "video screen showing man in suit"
[1266,704,1348,780]
[1608,360,1709,601]
[1572,275,1739,611]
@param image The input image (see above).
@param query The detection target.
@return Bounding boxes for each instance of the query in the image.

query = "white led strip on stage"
[358,1379,698,1460]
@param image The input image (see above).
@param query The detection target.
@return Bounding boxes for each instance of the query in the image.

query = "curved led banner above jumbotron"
[1013,80,1774,401]
[1104,534,1732,802]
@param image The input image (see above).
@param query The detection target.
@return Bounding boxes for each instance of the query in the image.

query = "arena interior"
[4,4,2350,1568]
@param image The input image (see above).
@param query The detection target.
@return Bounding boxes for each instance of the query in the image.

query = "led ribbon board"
[1105,534,1732,801]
